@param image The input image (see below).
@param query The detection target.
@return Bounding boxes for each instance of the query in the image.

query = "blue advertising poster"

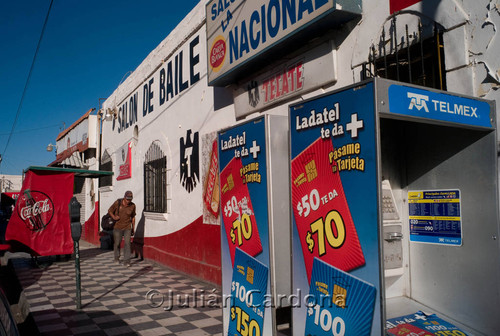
[408,190,462,246]
[289,81,382,335]
[218,116,272,335]
[388,84,492,128]
[306,258,376,336]
[228,248,268,336]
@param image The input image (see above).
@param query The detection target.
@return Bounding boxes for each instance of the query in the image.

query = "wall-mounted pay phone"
[289,78,499,336]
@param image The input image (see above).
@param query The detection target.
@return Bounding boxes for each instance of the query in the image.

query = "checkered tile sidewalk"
[10,242,222,336]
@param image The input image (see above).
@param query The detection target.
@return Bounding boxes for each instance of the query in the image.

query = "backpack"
[100,213,115,231]
[101,199,120,230]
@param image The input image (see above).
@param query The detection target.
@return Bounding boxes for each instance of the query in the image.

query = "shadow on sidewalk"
[0,246,113,335]
[81,265,153,309]
[5,259,152,335]
[0,261,39,335]
[32,308,140,336]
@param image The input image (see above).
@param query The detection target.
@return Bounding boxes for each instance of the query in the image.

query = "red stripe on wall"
[83,202,100,245]
[141,216,221,285]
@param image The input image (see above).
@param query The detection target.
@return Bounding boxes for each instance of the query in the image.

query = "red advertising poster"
[220,157,263,265]
[5,170,74,256]
[387,323,435,336]
[390,0,421,13]
[291,137,365,281]
[204,140,220,217]
[117,142,132,180]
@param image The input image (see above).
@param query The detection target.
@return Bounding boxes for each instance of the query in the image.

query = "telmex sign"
[388,84,493,129]
[206,0,361,86]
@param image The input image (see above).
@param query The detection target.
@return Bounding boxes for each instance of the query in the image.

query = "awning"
[1,192,20,204]
[24,166,113,179]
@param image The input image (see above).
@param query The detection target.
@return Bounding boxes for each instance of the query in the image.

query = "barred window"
[362,16,446,91]
[144,141,167,213]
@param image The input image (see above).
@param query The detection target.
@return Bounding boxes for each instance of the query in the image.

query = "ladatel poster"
[290,81,382,335]
[306,258,376,335]
[228,248,268,336]
[291,137,365,281]
[220,157,263,264]
[218,116,272,336]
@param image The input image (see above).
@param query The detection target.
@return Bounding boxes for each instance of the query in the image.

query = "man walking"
[108,191,136,267]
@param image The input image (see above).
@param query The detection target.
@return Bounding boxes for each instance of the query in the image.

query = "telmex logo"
[407,91,479,118]
[408,92,429,112]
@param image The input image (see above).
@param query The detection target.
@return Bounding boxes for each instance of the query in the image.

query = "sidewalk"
[7,241,223,336]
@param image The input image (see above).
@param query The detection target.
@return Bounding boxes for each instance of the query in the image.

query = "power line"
[0,123,62,136]
[0,0,54,166]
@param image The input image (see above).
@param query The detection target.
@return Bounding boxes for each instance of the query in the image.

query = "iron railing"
[361,16,446,91]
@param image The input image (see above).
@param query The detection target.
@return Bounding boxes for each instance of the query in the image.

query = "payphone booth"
[289,78,499,335]
[218,115,291,336]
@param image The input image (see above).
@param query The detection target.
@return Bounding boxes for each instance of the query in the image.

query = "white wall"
[100,2,236,237]
[100,0,500,237]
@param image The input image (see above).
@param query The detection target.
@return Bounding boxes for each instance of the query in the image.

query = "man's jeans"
[113,228,131,263]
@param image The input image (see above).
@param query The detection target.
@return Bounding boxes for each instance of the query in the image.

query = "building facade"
[50,108,101,244]
[96,0,500,284]
[0,175,22,192]
[72,0,500,334]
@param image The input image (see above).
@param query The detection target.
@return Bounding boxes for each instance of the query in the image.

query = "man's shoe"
[114,258,120,264]
[124,262,131,267]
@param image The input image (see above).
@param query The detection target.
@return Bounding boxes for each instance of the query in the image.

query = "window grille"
[144,141,167,213]
[361,16,446,91]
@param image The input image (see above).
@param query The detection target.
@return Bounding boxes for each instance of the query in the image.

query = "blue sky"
[0,0,200,175]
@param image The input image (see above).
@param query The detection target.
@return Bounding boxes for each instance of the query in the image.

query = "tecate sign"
[206,0,350,85]
[233,41,337,118]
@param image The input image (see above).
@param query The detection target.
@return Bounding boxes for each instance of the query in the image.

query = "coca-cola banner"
[6,170,74,255]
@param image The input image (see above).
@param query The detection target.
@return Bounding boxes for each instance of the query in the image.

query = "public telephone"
[289,78,499,335]
[381,180,404,276]
[377,79,500,334]
[381,180,400,221]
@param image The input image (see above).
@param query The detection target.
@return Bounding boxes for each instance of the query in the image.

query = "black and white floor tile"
[10,242,223,336]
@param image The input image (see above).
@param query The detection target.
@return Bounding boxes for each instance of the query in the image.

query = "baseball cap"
[124,191,133,200]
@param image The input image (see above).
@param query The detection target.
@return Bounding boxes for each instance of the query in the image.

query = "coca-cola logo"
[16,190,54,232]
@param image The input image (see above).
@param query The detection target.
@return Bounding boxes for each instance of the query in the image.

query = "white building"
[50,108,101,244]
[92,1,500,334]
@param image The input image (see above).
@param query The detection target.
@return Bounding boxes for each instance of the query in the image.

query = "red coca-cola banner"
[6,170,74,256]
